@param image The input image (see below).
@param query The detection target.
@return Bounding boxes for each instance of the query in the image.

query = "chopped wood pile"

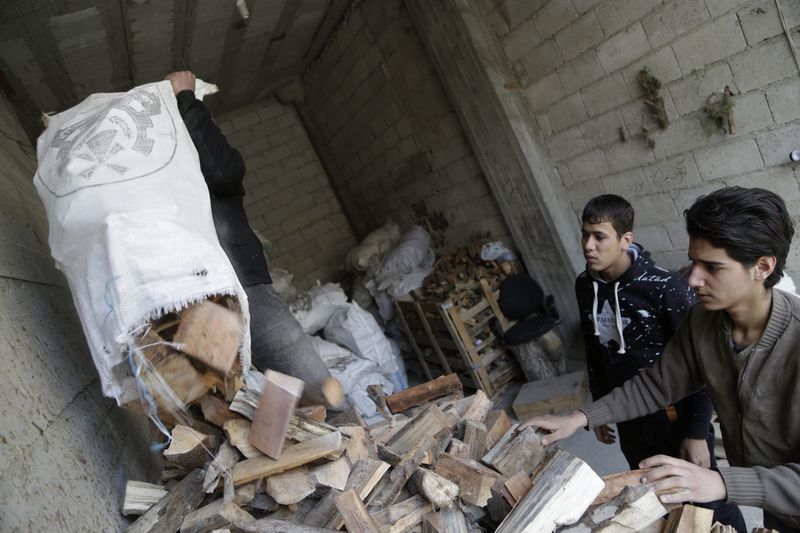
[122,370,753,533]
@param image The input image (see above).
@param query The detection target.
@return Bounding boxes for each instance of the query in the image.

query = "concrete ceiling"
[0,0,350,141]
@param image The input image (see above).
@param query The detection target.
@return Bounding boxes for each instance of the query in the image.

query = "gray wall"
[0,89,157,531]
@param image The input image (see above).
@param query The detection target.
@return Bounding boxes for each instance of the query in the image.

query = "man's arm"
[166,71,246,196]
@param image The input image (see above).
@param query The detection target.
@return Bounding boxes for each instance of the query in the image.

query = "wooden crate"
[395,279,521,398]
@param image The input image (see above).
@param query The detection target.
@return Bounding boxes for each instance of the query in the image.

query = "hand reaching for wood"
[639,454,727,505]
[518,410,588,446]
[594,424,616,445]
[679,437,711,468]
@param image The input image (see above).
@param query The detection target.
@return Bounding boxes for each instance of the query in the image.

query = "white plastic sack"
[480,241,517,262]
[345,219,401,272]
[289,282,348,334]
[33,80,250,400]
[345,372,395,420]
[309,335,354,367]
[374,225,432,281]
[269,268,297,301]
[323,303,398,374]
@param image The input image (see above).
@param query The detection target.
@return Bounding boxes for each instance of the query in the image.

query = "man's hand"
[165,71,196,95]
[639,454,726,504]
[518,410,588,446]
[680,437,711,468]
[594,424,616,445]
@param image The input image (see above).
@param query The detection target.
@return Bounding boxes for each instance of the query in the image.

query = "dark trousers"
[764,511,800,532]
[617,415,747,533]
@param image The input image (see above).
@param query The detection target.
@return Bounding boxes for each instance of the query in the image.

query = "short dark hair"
[582,194,634,237]
[685,186,795,288]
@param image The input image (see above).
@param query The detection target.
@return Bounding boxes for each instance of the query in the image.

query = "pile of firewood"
[120,368,768,533]
[421,234,522,308]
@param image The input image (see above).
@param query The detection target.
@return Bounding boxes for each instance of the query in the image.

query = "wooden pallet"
[395,279,521,397]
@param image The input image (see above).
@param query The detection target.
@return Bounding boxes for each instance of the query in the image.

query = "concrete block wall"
[485,0,800,279]
[217,99,358,291]
[0,91,157,530]
[298,0,514,252]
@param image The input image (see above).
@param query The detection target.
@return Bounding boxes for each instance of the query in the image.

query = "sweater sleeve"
[176,90,246,196]
[583,306,706,428]
[661,277,712,439]
[720,463,800,521]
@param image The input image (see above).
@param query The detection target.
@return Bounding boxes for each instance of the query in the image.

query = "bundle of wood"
[421,234,522,308]
[121,373,697,533]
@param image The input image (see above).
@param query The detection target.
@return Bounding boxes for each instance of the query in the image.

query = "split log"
[512,370,588,419]
[463,420,487,461]
[301,489,341,529]
[413,466,459,508]
[384,404,453,456]
[338,425,375,463]
[329,407,365,427]
[232,431,343,486]
[297,405,327,423]
[367,415,409,447]
[481,426,546,478]
[126,469,205,533]
[173,300,243,375]
[594,468,680,511]
[385,373,463,413]
[249,370,304,459]
[370,495,434,533]
[422,510,469,533]
[433,453,502,507]
[198,395,242,429]
[122,481,168,516]
[164,425,219,469]
[495,449,604,533]
[233,483,256,506]
[335,489,380,533]
[483,410,513,452]
[179,500,254,533]
[203,440,241,493]
[265,467,316,505]
[369,437,435,508]
[663,505,714,533]
[710,523,736,533]
[458,390,493,423]
[311,456,351,490]
[447,439,470,459]
[223,419,263,459]
[503,470,532,506]
[324,458,391,530]
[244,519,338,532]
[559,485,666,532]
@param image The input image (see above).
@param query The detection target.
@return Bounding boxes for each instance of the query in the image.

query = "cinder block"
[601,167,651,197]
[536,113,553,136]
[634,224,674,252]
[546,126,587,162]
[631,195,678,225]
[567,149,610,183]
[651,116,707,160]
[501,0,544,29]
[503,20,542,61]
[566,178,605,210]
[518,39,564,83]
[664,221,689,250]
[581,73,631,117]
[756,123,800,166]
[622,47,683,97]
[672,183,720,213]
[597,23,651,74]
[523,73,564,111]
[603,137,655,173]
[581,109,626,150]
[557,51,605,95]
[642,0,709,49]
[672,14,747,73]
[729,36,796,93]
[668,63,736,116]
[766,78,800,124]
[546,93,588,132]
[726,166,800,202]
[232,112,261,131]
[595,0,661,36]
[736,0,796,46]
[694,138,763,181]
[534,0,577,41]
[555,11,604,61]
[731,92,773,135]
[643,154,702,192]
[572,0,600,14]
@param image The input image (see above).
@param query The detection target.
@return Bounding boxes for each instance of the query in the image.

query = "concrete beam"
[405,0,584,340]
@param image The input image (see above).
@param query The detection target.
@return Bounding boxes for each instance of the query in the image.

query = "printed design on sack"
[37,86,177,197]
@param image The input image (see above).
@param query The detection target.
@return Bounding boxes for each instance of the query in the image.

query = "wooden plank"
[232,431,343,486]
[370,495,433,533]
[122,481,167,516]
[179,500,254,533]
[250,370,304,459]
[386,374,463,414]
[335,489,380,533]
[415,301,454,374]
[495,450,604,533]
[433,453,502,507]
[512,370,588,419]
[395,301,434,381]
[265,467,316,505]
[126,469,205,533]
[173,300,243,375]
[442,303,495,396]
[663,505,714,533]
[484,410,513,451]
[422,510,469,533]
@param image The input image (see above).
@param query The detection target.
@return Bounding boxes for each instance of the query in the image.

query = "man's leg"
[764,511,800,533]
[245,284,342,408]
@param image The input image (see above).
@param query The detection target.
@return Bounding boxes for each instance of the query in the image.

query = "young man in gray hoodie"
[523,187,799,531]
